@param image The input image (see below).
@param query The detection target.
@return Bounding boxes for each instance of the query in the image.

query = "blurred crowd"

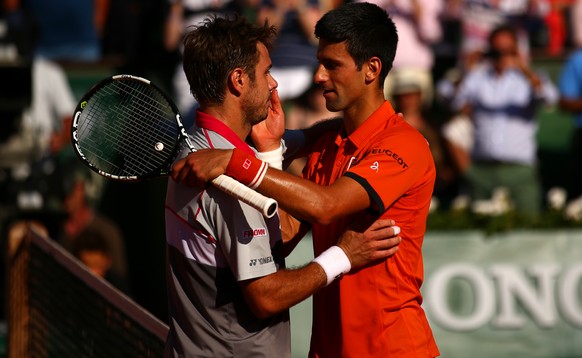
[1,0,582,322]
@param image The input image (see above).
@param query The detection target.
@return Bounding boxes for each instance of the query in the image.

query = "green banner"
[288,230,582,358]
[422,230,582,358]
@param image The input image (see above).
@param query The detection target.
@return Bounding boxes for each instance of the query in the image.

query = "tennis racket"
[72,74,278,218]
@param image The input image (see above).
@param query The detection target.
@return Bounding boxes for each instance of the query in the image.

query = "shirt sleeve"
[451,71,477,111]
[344,128,433,213]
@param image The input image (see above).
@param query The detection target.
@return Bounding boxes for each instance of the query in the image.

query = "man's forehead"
[317,40,348,58]
[256,42,272,66]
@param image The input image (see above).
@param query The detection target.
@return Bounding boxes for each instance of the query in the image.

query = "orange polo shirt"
[303,101,439,358]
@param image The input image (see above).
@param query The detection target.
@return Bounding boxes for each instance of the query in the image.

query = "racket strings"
[113,81,176,173]
[76,79,180,178]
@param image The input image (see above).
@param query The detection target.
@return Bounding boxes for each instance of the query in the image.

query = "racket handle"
[211,174,278,218]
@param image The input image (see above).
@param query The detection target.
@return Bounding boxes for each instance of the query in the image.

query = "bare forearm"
[170,147,368,223]
[243,219,402,319]
[241,263,327,319]
[259,168,367,224]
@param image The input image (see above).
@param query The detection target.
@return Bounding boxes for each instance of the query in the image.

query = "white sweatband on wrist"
[256,144,284,170]
[312,245,351,286]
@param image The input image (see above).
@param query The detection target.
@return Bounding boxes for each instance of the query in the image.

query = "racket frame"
[72,74,278,218]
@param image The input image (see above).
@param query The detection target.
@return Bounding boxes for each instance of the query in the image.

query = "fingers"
[270,90,285,123]
[366,218,395,231]
[368,235,401,261]
[376,236,401,258]
[365,222,402,260]
[170,154,211,187]
[337,219,403,268]
[271,88,281,106]
[376,235,401,251]
[365,219,400,239]
[170,159,186,182]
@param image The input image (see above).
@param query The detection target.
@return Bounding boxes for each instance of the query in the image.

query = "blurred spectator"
[5,0,110,62]
[451,24,559,218]
[361,0,443,108]
[256,0,321,103]
[390,71,458,206]
[558,48,582,204]
[70,221,132,295]
[0,46,76,216]
[59,164,129,289]
[436,59,478,203]
[449,0,547,68]
[164,0,250,120]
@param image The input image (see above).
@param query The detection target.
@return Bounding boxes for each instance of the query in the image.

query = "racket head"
[72,74,184,181]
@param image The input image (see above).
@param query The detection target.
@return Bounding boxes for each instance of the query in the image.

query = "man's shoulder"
[374,118,429,146]
[361,120,433,167]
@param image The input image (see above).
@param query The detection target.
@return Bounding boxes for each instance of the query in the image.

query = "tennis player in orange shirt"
[172,3,439,357]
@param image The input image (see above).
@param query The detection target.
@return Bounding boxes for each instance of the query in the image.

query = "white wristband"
[256,144,284,170]
[312,245,351,286]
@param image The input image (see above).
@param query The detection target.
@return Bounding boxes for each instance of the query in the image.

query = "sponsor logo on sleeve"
[370,148,409,169]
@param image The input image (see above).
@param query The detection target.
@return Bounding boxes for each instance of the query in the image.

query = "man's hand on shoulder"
[171,149,232,188]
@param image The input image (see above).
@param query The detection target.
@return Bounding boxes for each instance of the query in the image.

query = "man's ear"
[228,68,246,96]
[365,57,382,84]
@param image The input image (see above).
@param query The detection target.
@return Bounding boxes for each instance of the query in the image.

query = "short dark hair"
[487,24,518,46]
[182,15,277,106]
[314,2,398,89]
[71,228,111,258]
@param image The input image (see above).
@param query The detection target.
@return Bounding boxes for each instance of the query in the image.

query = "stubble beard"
[243,85,270,126]
[242,96,269,127]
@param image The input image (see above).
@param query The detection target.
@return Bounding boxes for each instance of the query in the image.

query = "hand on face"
[251,89,286,152]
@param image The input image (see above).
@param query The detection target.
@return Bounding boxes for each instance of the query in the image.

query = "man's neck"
[200,104,250,142]
[342,94,386,135]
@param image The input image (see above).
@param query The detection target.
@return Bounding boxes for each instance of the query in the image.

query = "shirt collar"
[195,110,255,155]
[339,101,397,148]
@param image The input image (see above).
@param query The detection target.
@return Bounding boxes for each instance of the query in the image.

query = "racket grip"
[211,174,278,218]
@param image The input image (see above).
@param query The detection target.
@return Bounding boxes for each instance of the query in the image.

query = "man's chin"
[325,102,341,113]
[252,114,268,126]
